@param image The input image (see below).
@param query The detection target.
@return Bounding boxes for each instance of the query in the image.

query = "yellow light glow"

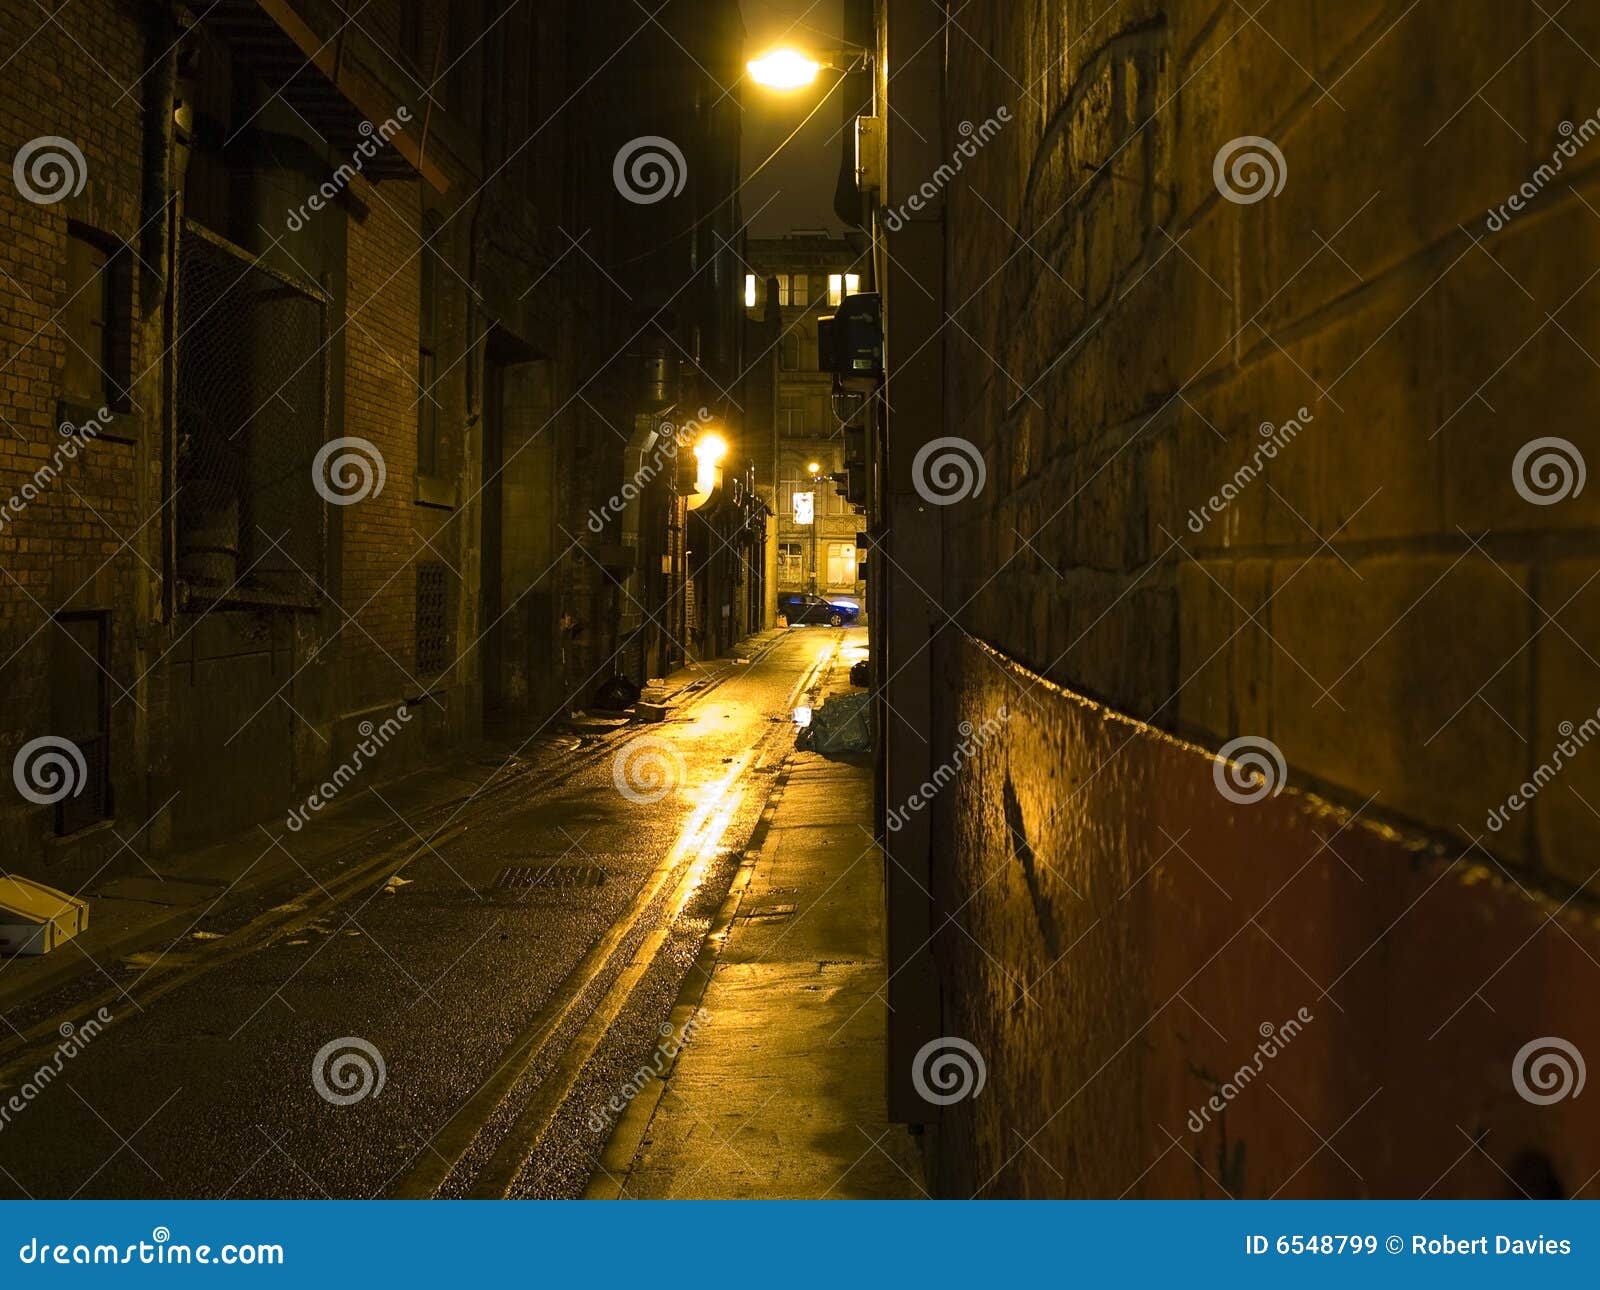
[694,433,728,465]
[806,460,821,473]
[747,48,822,89]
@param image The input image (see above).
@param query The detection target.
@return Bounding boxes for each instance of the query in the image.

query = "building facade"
[864,0,1600,1200]
[0,0,747,886]
[744,234,869,614]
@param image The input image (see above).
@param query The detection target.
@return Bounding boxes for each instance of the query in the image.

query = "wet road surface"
[0,629,856,1199]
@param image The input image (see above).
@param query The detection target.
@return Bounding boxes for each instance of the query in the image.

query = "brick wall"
[342,173,425,710]
[938,0,1600,886]
[897,0,1600,1196]
[0,0,155,863]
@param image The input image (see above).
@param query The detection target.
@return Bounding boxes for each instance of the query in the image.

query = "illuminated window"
[744,274,757,308]
[845,273,861,296]
[776,273,790,306]
[792,273,809,306]
[827,274,843,306]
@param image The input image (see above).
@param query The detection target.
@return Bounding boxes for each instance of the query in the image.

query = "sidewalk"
[589,666,927,1199]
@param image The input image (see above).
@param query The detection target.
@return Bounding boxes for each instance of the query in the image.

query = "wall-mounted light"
[747,48,823,90]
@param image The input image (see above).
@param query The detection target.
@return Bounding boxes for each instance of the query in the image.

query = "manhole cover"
[493,863,607,892]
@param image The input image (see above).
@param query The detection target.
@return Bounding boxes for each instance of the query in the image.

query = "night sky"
[739,0,849,236]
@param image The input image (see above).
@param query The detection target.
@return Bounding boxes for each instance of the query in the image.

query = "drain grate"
[493,863,608,892]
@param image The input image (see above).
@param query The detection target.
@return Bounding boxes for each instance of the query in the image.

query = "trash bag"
[593,674,642,711]
[849,658,870,687]
[796,693,873,754]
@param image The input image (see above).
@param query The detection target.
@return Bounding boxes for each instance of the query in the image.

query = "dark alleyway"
[5,0,1600,1217]
[0,629,865,1199]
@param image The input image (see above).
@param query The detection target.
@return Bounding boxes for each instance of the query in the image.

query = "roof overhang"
[205,0,451,192]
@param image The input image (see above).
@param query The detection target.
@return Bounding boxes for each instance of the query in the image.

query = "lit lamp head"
[693,432,728,496]
[747,48,823,90]
[806,460,821,474]
[694,433,728,466]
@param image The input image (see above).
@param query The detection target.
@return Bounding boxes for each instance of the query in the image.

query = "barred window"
[416,562,450,677]
[174,222,329,607]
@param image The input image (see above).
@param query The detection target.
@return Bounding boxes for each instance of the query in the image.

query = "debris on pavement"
[794,693,873,754]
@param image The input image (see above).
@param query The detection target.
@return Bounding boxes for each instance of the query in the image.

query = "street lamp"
[692,432,728,500]
[746,44,871,89]
[747,49,823,90]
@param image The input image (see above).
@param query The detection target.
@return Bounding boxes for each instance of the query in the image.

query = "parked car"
[779,593,859,627]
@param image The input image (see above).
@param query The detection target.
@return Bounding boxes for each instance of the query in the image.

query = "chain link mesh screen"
[175,222,328,606]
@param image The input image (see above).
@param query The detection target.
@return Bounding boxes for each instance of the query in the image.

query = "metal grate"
[56,735,110,837]
[416,563,450,675]
[175,221,328,606]
[493,864,608,892]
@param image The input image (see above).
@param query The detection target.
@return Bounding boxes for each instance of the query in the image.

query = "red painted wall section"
[927,630,1600,1199]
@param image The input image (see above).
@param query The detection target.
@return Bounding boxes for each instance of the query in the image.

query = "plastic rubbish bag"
[795,693,873,753]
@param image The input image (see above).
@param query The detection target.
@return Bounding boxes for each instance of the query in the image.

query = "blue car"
[779,593,860,627]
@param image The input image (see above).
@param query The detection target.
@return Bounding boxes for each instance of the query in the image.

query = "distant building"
[743,234,870,612]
